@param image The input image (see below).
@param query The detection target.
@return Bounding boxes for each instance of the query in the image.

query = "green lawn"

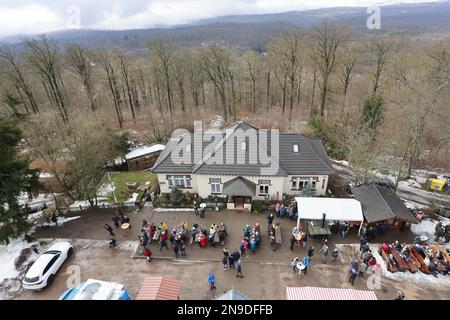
[97,171,158,203]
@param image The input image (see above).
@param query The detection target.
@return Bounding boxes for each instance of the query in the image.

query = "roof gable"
[151,121,335,176]
[352,185,417,223]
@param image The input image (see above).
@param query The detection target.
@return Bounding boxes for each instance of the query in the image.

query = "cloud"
[0,0,442,37]
[0,4,64,37]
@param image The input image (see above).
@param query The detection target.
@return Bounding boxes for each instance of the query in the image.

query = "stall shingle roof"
[352,184,417,224]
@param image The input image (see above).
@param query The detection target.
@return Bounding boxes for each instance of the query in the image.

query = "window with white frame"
[258,180,270,195]
[167,175,191,188]
[210,178,222,194]
[291,177,319,190]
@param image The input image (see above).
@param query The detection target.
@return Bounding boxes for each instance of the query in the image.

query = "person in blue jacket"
[302,256,311,275]
[208,273,216,290]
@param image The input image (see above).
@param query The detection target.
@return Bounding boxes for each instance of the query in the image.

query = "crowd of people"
[241,223,262,255]
[273,200,298,220]
[381,240,450,277]
[190,222,228,248]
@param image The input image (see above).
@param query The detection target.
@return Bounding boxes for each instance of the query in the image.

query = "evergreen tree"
[0,117,40,242]
[362,95,384,129]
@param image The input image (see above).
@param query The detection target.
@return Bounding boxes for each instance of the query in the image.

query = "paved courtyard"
[14,207,448,300]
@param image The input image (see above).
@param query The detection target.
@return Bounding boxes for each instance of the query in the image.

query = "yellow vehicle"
[427,178,448,192]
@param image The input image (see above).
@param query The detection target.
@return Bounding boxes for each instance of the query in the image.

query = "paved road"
[12,239,450,300]
[332,162,450,209]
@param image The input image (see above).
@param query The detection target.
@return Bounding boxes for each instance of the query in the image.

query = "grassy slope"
[98,172,158,203]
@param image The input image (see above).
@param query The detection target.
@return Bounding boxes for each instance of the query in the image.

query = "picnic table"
[379,245,398,273]
[389,247,409,271]
[274,226,282,245]
[307,220,331,238]
[410,246,430,274]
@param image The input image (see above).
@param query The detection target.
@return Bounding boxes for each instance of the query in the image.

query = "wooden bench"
[389,247,409,272]
[408,245,423,273]
[379,245,398,273]
[274,227,282,245]
[404,253,419,273]
[435,243,450,263]
[410,246,430,274]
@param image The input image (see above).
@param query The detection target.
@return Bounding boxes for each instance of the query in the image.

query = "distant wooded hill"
[3,1,450,52]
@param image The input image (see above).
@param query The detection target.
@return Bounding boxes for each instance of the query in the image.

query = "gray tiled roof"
[151,121,335,176]
[222,176,256,196]
[352,184,417,224]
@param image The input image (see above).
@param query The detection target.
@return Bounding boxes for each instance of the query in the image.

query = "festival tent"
[295,197,364,233]
[286,286,378,300]
[136,276,182,300]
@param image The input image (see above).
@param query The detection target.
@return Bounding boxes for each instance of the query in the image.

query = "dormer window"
[293,144,299,153]
[241,142,247,151]
[186,144,191,153]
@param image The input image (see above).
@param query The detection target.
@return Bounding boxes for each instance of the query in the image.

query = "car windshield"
[44,250,62,255]
[25,276,39,283]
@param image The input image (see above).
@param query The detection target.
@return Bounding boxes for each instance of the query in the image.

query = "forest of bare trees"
[1,23,450,185]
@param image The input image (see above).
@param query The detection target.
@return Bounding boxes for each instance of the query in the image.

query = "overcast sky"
[0,0,439,37]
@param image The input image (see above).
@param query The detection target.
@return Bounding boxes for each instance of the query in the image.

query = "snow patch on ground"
[27,211,44,222]
[124,192,139,204]
[0,238,35,282]
[331,160,350,167]
[403,200,427,210]
[209,115,224,129]
[410,216,450,239]
[39,216,81,227]
[97,182,115,197]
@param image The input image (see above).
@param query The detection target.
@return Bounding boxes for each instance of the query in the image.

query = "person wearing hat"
[160,231,169,251]
[267,213,274,225]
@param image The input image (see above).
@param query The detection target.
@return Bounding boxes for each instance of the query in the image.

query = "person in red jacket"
[144,247,152,262]
[200,234,207,248]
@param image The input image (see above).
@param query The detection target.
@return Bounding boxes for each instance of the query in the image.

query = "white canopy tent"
[295,197,364,234]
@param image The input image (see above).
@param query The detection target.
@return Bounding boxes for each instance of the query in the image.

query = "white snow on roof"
[72,279,125,300]
[125,144,165,160]
[296,197,364,222]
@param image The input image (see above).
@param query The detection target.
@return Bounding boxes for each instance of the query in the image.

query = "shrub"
[170,187,185,206]
[251,200,265,213]
[157,193,170,207]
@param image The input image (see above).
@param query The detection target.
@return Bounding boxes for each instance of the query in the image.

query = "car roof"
[26,252,60,278]
[46,241,71,252]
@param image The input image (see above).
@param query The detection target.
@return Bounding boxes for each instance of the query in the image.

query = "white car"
[22,241,73,290]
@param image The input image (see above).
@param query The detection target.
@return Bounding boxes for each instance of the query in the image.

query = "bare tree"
[200,45,235,121]
[368,38,400,96]
[150,40,176,114]
[309,23,348,117]
[97,50,123,128]
[0,45,39,114]
[242,50,259,113]
[116,50,137,120]
[24,37,69,123]
[66,44,97,111]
